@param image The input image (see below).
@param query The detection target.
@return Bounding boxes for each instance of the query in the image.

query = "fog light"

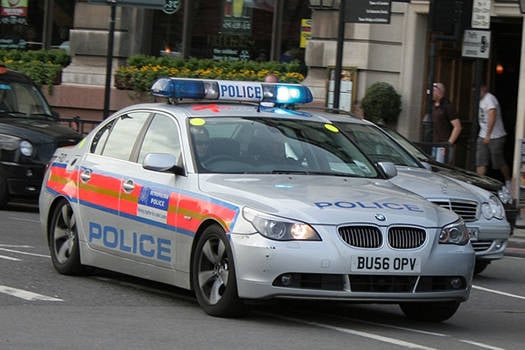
[494,240,505,250]
[281,274,293,286]
[449,277,463,289]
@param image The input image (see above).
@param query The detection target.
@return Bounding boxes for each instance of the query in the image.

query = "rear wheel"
[399,301,460,322]
[192,224,244,317]
[474,260,490,275]
[49,199,83,275]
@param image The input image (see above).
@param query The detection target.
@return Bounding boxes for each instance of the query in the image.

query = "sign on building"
[471,0,490,29]
[1,0,28,25]
[300,19,311,49]
[88,0,180,14]
[344,0,391,24]
[462,29,491,59]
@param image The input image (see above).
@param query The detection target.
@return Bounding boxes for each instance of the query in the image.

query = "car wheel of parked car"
[474,260,490,275]
[192,224,244,317]
[49,199,83,275]
[0,176,8,209]
[399,301,460,322]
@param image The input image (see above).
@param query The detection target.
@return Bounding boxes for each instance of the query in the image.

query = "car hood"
[0,117,81,142]
[393,167,485,201]
[198,174,456,227]
[422,160,503,192]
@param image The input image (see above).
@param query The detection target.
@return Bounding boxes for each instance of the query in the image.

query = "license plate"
[351,256,421,273]
[468,227,479,241]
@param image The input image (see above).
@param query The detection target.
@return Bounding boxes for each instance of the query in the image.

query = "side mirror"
[143,153,184,175]
[377,161,397,179]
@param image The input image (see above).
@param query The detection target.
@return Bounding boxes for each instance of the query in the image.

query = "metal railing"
[59,116,100,136]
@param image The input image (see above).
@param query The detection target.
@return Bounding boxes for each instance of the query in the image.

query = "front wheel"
[191,224,244,317]
[49,199,83,275]
[474,260,490,275]
[399,301,460,322]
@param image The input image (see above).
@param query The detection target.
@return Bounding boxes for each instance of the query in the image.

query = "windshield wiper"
[30,113,57,120]
[271,169,356,177]
[2,111,27,117]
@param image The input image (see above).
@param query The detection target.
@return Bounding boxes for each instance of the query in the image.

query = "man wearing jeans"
[476,85,511,190]
[431,82,462,163]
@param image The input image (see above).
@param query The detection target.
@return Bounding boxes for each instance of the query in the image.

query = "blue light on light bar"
[150,78,313,105]
[151,78,205,99]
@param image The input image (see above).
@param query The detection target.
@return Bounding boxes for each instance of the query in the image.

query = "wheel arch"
[188,218,228,291]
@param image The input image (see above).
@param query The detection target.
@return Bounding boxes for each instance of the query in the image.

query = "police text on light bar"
[150,78,313,105]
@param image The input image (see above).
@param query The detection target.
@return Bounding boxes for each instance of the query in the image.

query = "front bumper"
[0,162,45,200]
[230,227,474,302]
[466,219,510,261]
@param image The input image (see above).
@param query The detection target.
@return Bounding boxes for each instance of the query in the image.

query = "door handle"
[80,169,91,183]
[122,179,135,193]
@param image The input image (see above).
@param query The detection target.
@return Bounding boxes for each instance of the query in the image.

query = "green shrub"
[115,54,306,91]
[361,82,401,125]
[0,49,69,89]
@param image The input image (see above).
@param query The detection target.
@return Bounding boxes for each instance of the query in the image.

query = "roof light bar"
[150,78,313,105]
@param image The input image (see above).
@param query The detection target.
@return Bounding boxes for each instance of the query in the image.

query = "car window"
[100,112,150,161]
[338,123,420,167]
[189,117,378,177]
[0,82,52,115]
[90,119,114,155]
[138,113,182,164]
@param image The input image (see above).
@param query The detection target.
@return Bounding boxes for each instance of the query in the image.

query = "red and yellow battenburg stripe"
[46,163,239,235]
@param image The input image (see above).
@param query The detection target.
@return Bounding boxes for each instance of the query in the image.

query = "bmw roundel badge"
[375,214,386,221]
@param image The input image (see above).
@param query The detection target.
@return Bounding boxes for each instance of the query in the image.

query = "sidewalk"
[509,225,525,247]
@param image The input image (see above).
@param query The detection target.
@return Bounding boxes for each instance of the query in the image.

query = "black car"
[0,67,81,208]
[380,126,518,231]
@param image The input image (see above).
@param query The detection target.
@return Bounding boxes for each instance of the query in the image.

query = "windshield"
[189,117,379,178]
[0,81,53,117]
[380,127,431,161]
[335,122,421,167]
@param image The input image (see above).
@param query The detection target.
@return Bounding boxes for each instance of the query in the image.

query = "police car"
[322,113,510,275]
[39,78,475,321]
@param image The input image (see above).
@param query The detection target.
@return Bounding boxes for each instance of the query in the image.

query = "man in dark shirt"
[431,82,462,162]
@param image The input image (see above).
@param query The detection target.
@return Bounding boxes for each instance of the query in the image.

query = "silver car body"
[323,113,510,264]
[39,79,474,319]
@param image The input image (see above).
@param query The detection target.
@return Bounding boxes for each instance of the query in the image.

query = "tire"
[49,199,83,275]
[474,260,490,275]
[399,301,461,322]
[0,176,9,209]
[192,224,244,317]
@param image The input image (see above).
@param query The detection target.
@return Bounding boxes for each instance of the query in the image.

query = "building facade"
[2,0,525,205]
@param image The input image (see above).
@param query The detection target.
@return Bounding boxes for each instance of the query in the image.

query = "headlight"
[439,219,469,245]
[497,185,512,205]
[243,207,321,241]
[481,195,504,220]
[19,140,33,157]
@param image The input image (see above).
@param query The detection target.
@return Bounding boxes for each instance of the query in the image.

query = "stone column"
[62,2,152,86]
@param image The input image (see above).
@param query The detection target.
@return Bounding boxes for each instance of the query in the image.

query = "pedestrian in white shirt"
[476,85,511,189]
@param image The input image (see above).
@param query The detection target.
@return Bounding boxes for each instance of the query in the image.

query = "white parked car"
[39,78,474,321]
[323,113,510,274]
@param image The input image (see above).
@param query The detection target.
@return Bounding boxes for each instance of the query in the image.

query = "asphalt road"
[1,206,525,350]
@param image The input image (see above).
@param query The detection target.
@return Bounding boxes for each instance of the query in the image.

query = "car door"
[77,111,151,261]
[115,112,187,273]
